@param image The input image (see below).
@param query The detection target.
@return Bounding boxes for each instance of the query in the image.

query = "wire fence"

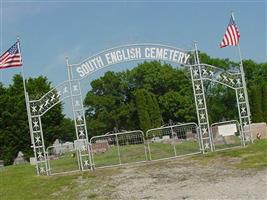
[46,121,247,174]
[90,130,147,169]
[46,144,80,175]
[146,123,201,161]
[210,120,244,151]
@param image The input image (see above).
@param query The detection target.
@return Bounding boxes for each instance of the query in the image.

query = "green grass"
[0,164,80,200]
[93,144,147,167]
[149,140,200,160]
[49,141,200,170]
[1,139,266,200]
[213,135,243,150]
[0,163,119,200]
[92,141,200,167]
[48,153,79,174]
[194,139,267,169]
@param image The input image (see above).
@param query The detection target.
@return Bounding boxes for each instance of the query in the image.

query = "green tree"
[84,71,137,136]
[134,89,151,132]
[84,58,267,137]
[0,74,69,165]
[134,89,162,132]
[250,84,264,122]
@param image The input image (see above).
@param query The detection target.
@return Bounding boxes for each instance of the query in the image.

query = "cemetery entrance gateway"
[26,43,251,175]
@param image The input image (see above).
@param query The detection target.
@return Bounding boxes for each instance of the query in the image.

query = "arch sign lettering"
[26,43,251,175]
[70,44,191,79]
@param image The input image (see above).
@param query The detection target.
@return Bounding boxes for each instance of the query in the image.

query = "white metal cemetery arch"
[26,43,251,175]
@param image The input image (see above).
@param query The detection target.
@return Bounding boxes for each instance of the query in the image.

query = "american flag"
[0,42,22,69]
[220,15,240,48]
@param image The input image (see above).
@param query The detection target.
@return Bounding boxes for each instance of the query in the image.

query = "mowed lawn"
[1,139,267,200]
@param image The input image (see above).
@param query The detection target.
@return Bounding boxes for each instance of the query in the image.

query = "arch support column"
[67,59,93,171]
[190,43,213,152]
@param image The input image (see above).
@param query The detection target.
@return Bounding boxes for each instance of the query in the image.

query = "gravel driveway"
[87,157,267,200]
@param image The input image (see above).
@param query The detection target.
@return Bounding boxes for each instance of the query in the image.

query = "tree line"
[0,53,266,165]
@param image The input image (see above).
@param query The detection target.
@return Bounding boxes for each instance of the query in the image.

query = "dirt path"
[90,157,267,200]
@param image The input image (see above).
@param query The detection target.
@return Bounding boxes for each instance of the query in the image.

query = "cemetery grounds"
[0,139,267,200]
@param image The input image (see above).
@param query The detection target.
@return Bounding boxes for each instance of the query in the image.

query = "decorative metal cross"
[77,115,83,122]
[44,99,50,106]
[193,69,199,77]
[31,106,37,113]
[40,167,45,173]
[50,94,55,102]
[84,160,89,167]
[229,78,235,85]
[204,142,210,149]
[209,70,214,76]
[195,84,201,91]
[81,145,87,151]
[37,151,43,159]
[73,85,78,91]
[35,136,41,144]
[75,100,80,107]
[222,75,228,82]
[39,104,44,111]
[33,121,39,128]
[63,87,68,94]
[202,128,207,134]
[241,107,246,114]
[202,69,208,75]
[79,129,85,137]
[57,90,61,98]
[239,93,244,100]
[198,99,203,105]
[236,78,241,85]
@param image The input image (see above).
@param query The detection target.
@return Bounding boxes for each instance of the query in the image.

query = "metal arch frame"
[26,42,252,175]
[27,77,93,175]
[68,43,195,81]
[186,59,252,148]
[194,63,244,89]
[66,58,93,172]
[70,43,195,67]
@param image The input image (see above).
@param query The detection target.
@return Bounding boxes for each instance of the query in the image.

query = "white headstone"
[13,151,27,165]
[30,157,36,165]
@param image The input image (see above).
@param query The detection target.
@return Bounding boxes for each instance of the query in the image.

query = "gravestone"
[13,151,27,165]
[244,122,267,140]
[91,141,109,154]
[30,157,36,165]
[53,139,62,155]
[0,160,4,169]
[62,141,74,151]
[186,131,195,140]
[224,135,237,144]
[213,135,225,145]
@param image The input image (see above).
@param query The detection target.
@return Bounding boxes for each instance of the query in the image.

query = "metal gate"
[46,144,80,175]
[210,120,245,151]
[90,130,147,169]
[146,123,202,161]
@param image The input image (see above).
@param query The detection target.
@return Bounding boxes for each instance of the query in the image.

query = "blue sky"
[0,0,266,116]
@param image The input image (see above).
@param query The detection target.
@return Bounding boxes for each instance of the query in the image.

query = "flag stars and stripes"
[0,42,22,69]
[220,15,240,48]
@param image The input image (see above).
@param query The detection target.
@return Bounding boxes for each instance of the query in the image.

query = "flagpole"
[17,37,27,97]
[231,12,252,142]
[17,36,34,144]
